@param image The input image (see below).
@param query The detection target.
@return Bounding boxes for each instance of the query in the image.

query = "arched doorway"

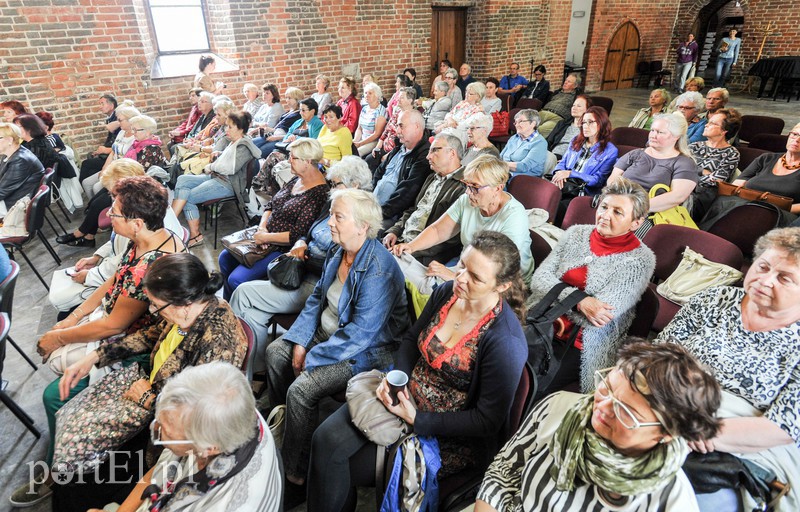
[601,22,640,91]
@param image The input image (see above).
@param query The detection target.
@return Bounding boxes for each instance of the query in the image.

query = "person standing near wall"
[675,33,699,92]
[713,28,741,87]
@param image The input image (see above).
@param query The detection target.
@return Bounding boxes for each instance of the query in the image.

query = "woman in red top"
[526,178,656,395]
[336,77,361,135]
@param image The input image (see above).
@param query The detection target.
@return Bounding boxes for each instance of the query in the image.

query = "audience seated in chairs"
[384,74,412,120]
[703,87,729,119]
[247,83,285,140]
[353,83,387,157]
[629,88,671,131]
[367,86,416,171]
[307,231,527,512]
[167,87,203,149]
[372,109,432,226]
[673,91,707,143]
[526,178,655,395]
[499,109,548,179]
[77,94,120,184]
[443,67,463,107]
[14,113,58,172]
[546,94,592,159]
[1,100,28,122]
[667,76,705,112]
[241,82,263,117]
[172,111,260,248]
[549,105,618,224]
[535,73,580,137]
[462,113,500,167]
[312,75,332,116]
[80,101,138,200]
[383,133,467,266]
[41,254,247,511]
[700,122,800,228]
[430,59,452,97]
[230,156,372,375]
[435,81,486,134]
[336,77,361,135]
[688,108,742,220]
[518,64,550,104]
[476,341,721,512]
[122,115,169,173]
[218,137,329,299]
[252,86,303,158]
[265,189,410,508]
[423,80,452,132]
[0,122,45,217]
[392,154,534,293]
[482,78,503,114]
[607,112,697,219]
[657,227,800,511]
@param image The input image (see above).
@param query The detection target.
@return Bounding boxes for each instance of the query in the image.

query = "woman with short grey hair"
[673,91,706,143]
[462,112,500,167]
[353,82,387,156]
[95,361,282,511]
[241,83,263,116]
[499,108,548,179]
[424,80,453,131]
[265,188,409,490]
[444,67,463,106]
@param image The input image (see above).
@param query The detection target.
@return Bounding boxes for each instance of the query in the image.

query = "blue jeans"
[715,57,734,87]
[174,174,234,221]
[252,136,279,158]
[218,248,281,300]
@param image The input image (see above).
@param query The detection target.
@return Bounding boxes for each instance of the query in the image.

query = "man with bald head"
[372,109,432,224]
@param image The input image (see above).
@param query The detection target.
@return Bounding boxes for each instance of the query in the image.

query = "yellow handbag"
[649,184,698,229]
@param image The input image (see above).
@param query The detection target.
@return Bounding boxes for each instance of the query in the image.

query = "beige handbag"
[266,404,285,449]
[657,247,743,304]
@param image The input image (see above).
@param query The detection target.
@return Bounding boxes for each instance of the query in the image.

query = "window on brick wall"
[148,0,210,54]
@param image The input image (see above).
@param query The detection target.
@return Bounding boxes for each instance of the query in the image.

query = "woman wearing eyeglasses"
[476,341,721,512]
[462,113,500,167]
[499,109,548,179]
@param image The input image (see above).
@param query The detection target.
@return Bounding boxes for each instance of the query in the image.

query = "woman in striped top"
[476,342,721,512]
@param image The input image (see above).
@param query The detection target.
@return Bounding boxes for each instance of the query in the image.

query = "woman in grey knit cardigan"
[526,178,656,392]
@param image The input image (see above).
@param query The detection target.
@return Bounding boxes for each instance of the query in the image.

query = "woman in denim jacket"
[265,188,410,487]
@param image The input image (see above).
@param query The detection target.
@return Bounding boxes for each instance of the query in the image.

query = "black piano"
[748,56,800,100]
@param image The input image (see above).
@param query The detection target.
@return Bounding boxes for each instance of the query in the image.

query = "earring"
[658,438,667,444]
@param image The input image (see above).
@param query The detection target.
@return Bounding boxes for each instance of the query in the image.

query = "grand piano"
[747,56,800,100]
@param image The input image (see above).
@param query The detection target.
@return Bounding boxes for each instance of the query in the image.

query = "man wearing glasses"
[498,62,529,95]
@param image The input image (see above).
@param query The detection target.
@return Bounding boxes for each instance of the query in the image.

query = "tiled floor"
[1,84,796,512]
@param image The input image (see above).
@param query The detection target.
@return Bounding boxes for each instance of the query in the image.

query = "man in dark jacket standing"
[372,109,431,227]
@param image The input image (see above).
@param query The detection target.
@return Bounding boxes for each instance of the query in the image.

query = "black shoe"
[248,215,261,227]
[282,479,307,511]
[56,233,77,244]
[66,237,96,248]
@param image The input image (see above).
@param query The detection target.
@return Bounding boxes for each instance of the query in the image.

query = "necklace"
[343,253,354,268]
[780,154,800,171]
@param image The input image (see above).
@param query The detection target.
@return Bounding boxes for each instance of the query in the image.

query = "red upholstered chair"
[238,316,257,380]
[516,97,543,111]
[98,206,112,231]
[0,185,61,290]
[507,176,560,222]
[738,115,785,145]
[626,286,660,338]
[560,195,597,229]
[589,96,614,116]
[614,144,640,158]
[642,225,743,331]
[610,127,649,148]
[736,146,769,175]
[496,91,512,112]
[529,230,553,268]
[705,202,780,259]
[749,133,788,153]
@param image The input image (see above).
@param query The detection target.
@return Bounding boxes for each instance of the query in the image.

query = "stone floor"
[0,84,795,512]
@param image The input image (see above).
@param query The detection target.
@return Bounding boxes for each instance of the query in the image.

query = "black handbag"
[267,254,306,290]
[524,282,587,400]
[559,177,587,199]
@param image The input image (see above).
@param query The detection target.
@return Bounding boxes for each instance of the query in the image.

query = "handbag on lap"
[716,180,793,211]
[649,184,698,229]
[220,226,274,268]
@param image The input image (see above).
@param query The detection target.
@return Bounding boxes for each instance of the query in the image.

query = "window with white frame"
[148,0,210,54]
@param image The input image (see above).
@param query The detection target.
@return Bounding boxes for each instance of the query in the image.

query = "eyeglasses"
[789,132,800,139]
[466,126,486,131]
[581,120,597,126]
[106,209,128,221]
[676,105,696,111]
[594,368,662,430]
[131,127,147,133]
[330,180,345,188]
[149,301,171,316]
[461,181,492,194]
[514,119,532,125]
[150,419,195,446]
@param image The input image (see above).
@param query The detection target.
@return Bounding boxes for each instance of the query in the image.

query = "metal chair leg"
[7,336,37,371]
[46,206,68,235]
[0,391,41,439]
[14,248,48,291]
[37,231,62,266]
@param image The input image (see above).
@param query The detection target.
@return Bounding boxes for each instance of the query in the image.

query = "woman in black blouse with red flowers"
[218,137,329,299]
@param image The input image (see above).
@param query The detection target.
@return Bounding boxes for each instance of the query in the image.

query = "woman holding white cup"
[306,231,528,511]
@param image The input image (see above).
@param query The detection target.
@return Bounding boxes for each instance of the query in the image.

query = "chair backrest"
[737,146,768,173]
[560,195,596,229]
[706,202,780,258]
[503,363,535,441]
[626,286,660,338]
[749,133,788,153]
[516,98,543,112]
[738,115,785,144]
[507,176,560,222]
[98,206,112,230]
[496,91,512,112]
[649,60,664,72]
[0,312,11,377]
[26,185,51,235]
[529,230,553,269]
[610,127,649,148]
[238,316,257,379]
[589,96,614,115]
[636,61,651,74]
[642,224,744,281]
[0,260,20,321]
[506,108,522,135]
[41,168,55,188]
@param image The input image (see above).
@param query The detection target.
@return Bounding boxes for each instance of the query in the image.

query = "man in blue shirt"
[498,63,528,94]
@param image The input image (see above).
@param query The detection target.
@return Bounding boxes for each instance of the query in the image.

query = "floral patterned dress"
[409,293,501,475]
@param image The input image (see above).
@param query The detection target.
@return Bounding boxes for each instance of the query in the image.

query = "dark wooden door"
[430,8,467,90]
[601,22,640,90]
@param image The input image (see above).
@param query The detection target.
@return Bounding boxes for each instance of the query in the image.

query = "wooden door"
[430,8,467,90]
[601,22,640,90]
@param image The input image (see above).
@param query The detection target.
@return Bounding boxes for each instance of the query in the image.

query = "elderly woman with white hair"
[353,82,387,156]
[265,189,410,496]
[463,113,500,166]
[673,91,707,143]
[608,112,697,214]
[231,156,374,374]
[252,86,304,158]
[168,99,236,183]
[241,82,263,116]
[436,81,485,133]
[444,67,463,106]
[424,80,453,131]
[123,114,168,171]
[499,108,548,179]
[83,362,282,512]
